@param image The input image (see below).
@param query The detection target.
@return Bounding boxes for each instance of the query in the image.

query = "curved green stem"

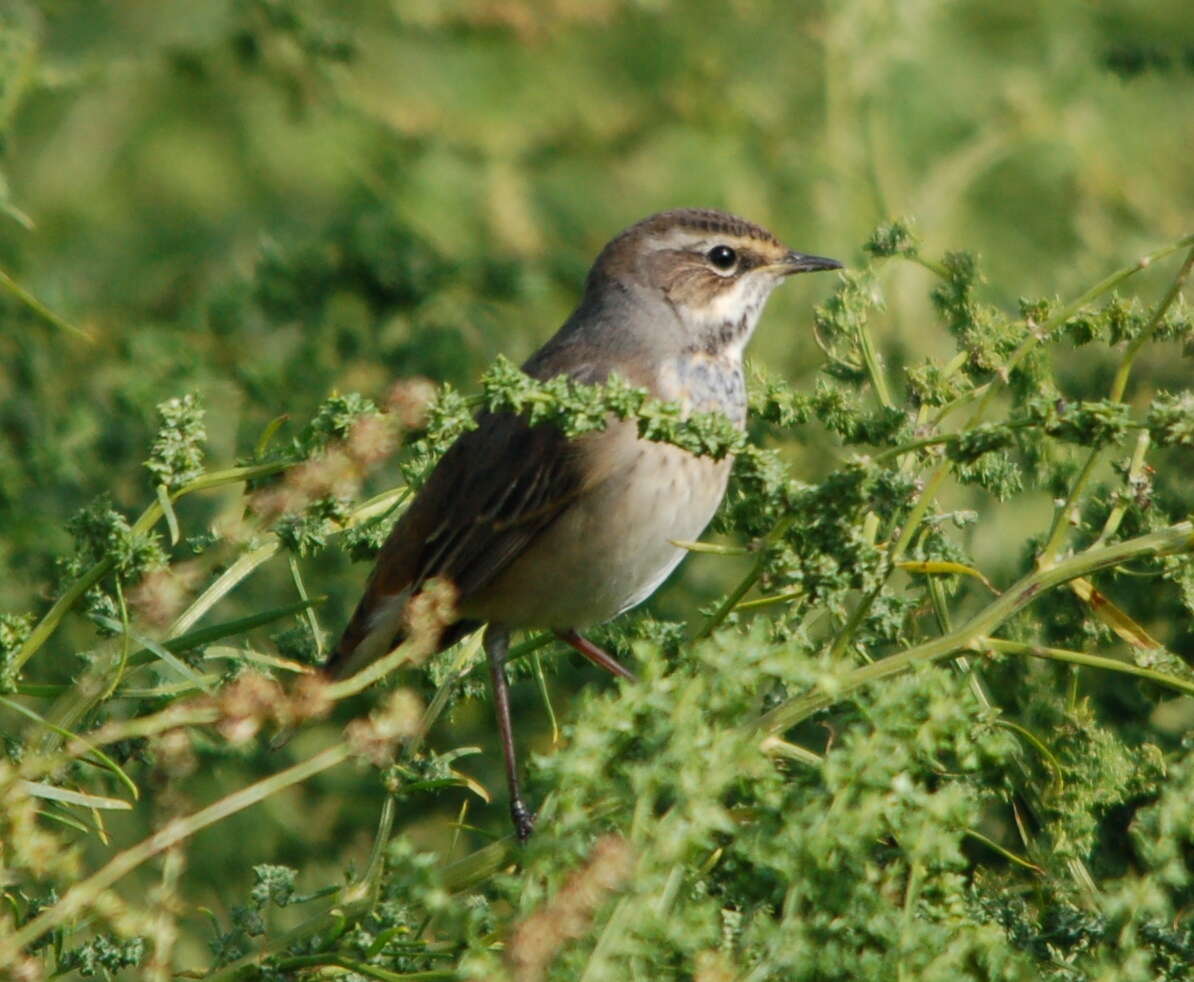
[11,462,292,675]
[1109,245,1194,405]
[262,957,454,981]
[0,265,93,341]
[0,743,351,965]
[979,637,1194,697]
[1038,243,1194,568]
[698,515,796,638]
[757,521,1194,735]
[828,232,1194,660]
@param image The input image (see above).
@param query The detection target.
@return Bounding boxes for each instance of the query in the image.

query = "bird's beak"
[777,250,843,275]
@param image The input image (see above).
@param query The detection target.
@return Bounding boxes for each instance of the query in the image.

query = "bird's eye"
[707,245,737,271]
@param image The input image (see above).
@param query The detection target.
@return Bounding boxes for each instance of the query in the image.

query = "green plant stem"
[760,735,823,767]
[733,588,804,612]
[1038,449,1102,564]
[254,954,456,980]
[441,837,518,891]
[899,860,925,982]
[532,650,561,745]
[1,696,139,800]
[1091,430,1151,550]
[11,557,111,676]
[1109,245,1194,404]
[504,631,553,665]
[288,555,324,658]
[156,484,181,547]
[857,315,894,409]
[154,597,326,666]
[355,795,397,909]
[11,461,292,675]
[0,265,93,341]
[963,829,1043,873]
[0,743,351,965]
[166,486,404,642]
[871,419,1020,464]
[828,232,1194,660]
[756,520,1194,735]
[993,719,1064,788]
[168,542,282,640]
[410,630,485,754]
[203,836,520,981]
[83,701,221,747]
[977,637,1194,695]
[826,580,884,663]
[1037,243,1194,568]
[698,515,795,638]
[326,638,429,699]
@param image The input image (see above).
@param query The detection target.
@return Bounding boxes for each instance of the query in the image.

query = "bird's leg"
[484,625,535,842]
[555,629,638,683]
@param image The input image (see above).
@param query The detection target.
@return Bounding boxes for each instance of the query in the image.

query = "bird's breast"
[459,418,732,630]
[656,353,747,426]
[456,354,744,631]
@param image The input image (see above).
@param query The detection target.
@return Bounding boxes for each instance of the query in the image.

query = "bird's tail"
[323,588,412,679]
[324,587,479,680]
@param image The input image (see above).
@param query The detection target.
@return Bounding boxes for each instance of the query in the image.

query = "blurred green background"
[4,0,1192,583]
[2,0,1192,968]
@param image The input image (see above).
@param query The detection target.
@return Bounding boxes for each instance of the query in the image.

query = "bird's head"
[585,208,841,359]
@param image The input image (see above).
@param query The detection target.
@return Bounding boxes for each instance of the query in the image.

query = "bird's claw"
[511,799,536,843]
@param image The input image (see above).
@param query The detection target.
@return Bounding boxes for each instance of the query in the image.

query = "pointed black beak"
[780,250,844,275]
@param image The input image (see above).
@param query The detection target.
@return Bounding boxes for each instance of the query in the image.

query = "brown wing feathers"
[325,413,583,676]
[326,332,642,678]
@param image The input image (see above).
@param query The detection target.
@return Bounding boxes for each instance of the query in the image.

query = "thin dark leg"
[556,629,638,683]
[485,625,535,842]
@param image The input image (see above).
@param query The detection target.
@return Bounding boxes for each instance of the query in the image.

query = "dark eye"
[707,245,737,271]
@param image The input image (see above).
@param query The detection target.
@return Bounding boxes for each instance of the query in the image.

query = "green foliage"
[2,1,1194,980]
[57,934,146,979]
[863,218,920,260]
[1147,392,1194,448]
[61,497,166,581]
[483,355,746,458]
[10,225,1193,981]
[144,394,208,491]
[0,612,33,693]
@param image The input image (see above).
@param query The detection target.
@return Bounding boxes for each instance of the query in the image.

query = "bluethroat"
[326,208,841,840]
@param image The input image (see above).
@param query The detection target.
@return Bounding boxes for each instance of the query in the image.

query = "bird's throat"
[657,348,747,426]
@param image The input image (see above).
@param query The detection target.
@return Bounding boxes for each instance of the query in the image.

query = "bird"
[325,208,841,840]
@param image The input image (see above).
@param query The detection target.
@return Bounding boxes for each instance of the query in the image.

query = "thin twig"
[0,744,352,964]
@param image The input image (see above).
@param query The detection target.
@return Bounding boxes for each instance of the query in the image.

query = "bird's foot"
[511,798,536,843]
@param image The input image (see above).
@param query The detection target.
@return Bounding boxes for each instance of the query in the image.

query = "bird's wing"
[327,409,592,673]
[410,411,589,596]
